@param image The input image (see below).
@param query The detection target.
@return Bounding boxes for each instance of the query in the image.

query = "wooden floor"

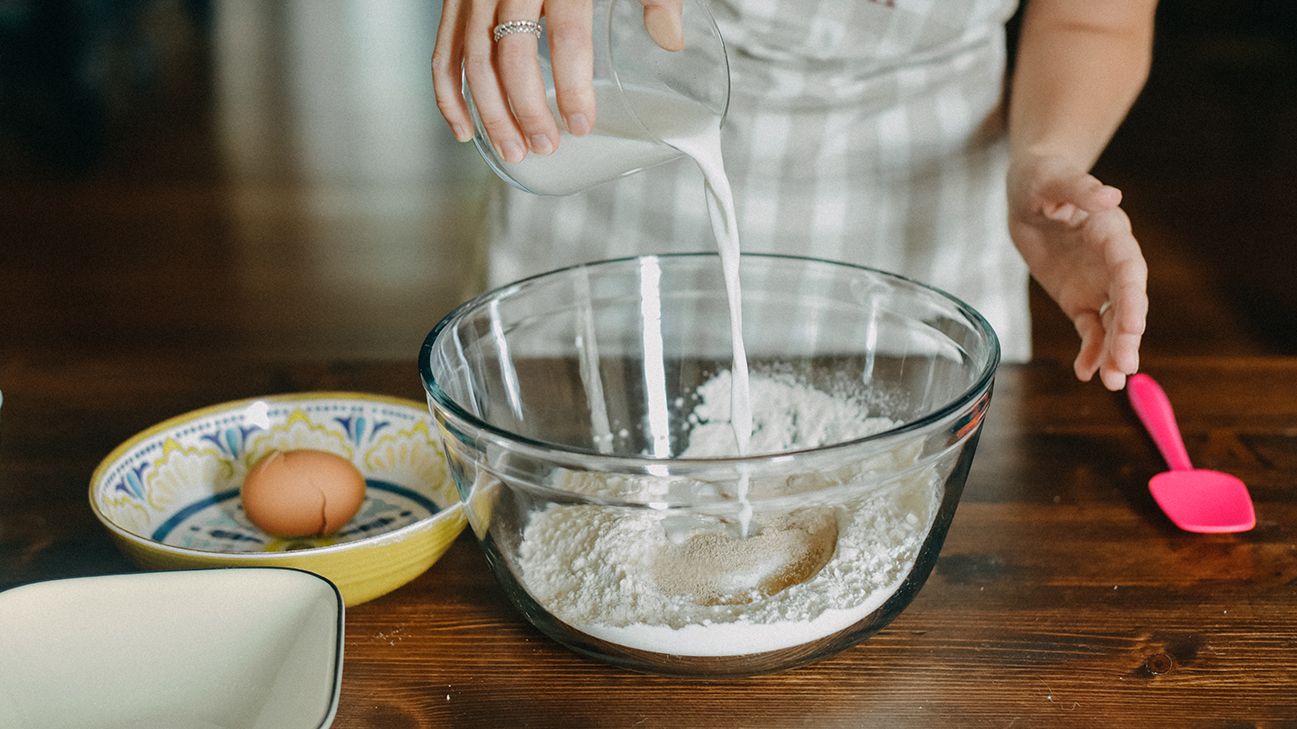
[1,1,1294,368]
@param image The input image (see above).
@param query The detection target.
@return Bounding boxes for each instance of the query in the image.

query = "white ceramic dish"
[0,568,343,729]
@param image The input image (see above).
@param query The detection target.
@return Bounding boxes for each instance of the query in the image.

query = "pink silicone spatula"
[1127,373,1256,533]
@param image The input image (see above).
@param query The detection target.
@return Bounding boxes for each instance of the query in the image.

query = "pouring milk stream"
[499,83,757,535]
[439,4,956,662]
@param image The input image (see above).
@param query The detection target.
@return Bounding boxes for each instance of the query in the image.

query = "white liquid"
[510,86,755,531]
[575,268,615,454]
[661,117,755,537]
[501,85,701,196]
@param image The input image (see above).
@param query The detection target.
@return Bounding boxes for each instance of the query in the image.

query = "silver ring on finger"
[493,19,543,42]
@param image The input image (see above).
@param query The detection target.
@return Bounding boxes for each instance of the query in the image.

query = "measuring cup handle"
[1127,373,1195,471]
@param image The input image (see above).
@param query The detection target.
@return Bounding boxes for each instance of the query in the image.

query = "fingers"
[642,0,684,51]
[463,3,526,162]
[1093,210,1148,355]
[432,0,473,142]
[1030,160,1147,392]
[496,0,559,155]
[1100,259,1148,390]
[1098,364,1129,392]
[1041,200,1083,225]
[1078,178,1122,213]
[1030,158,1123,218]
[1107,259,1148,348]
[1041,172,1121,214]
[1084,208,1149,391]
[1097,301,1143,391]
[1072,310,1105,383]
[547,0,595,136]
[1076,301,1142,392]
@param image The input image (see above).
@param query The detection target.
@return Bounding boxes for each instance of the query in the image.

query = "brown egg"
[241,449,367,538]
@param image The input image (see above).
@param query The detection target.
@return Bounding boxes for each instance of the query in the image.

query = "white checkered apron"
[484,0,1030,362]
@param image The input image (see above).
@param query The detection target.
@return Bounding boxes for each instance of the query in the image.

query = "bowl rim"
[0,566,344,729]
[89,391,463,559]
[419,252,1001,468]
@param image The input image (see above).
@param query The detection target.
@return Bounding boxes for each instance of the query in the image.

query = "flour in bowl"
[516,371,938,657]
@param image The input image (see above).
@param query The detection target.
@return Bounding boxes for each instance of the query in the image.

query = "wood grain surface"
[2,355,1294,727]
[2,4,1295,725]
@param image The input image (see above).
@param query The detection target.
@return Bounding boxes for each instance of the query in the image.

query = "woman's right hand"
[432,0,683,163]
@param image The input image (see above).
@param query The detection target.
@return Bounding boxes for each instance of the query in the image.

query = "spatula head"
[1149,469,1256,533]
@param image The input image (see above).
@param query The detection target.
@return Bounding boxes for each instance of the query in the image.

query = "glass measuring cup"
[466,0,730,196]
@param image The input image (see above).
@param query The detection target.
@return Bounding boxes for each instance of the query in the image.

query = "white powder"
[511,83,933,658]
[681,370,894,456]
[516,372,938,657]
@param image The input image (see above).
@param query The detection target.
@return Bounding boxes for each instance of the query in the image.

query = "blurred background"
[0,0,1294,365]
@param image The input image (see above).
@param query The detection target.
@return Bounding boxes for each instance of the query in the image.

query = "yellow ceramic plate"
[89,393,465,606]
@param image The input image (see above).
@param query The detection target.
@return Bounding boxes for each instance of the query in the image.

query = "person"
[432,0,1153,391]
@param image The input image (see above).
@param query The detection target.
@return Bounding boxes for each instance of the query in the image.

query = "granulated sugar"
[515,371,938,657]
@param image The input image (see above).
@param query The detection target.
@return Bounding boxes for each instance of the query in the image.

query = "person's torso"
[711,0,1019,110]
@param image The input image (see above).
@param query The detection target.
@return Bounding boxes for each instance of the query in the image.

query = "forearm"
[1008,0,1158,171]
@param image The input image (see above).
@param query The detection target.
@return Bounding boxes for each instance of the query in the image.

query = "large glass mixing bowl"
[420,253,999,676]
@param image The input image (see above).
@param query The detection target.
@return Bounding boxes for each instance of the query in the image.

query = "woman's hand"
[1008,153,1148,391]
[431,0,683,163]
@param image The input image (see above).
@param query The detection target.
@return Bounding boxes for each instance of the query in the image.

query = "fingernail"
[452,125,472,143]
[500,140,525,163]
[529,134,555,156]
[567,113,591,136]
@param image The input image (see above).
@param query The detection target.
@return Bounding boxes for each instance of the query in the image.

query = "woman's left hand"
[1007,153,1148,391]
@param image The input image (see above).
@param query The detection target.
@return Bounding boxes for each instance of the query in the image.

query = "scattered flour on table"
[516,371,938,657]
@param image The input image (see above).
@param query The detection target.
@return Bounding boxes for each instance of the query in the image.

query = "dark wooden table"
[2,353,1294,727]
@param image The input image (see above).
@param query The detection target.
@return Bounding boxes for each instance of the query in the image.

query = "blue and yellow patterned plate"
[89,393,466,606]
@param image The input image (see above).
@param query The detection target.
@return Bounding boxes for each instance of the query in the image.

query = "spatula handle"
[1127,373,1194,471]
